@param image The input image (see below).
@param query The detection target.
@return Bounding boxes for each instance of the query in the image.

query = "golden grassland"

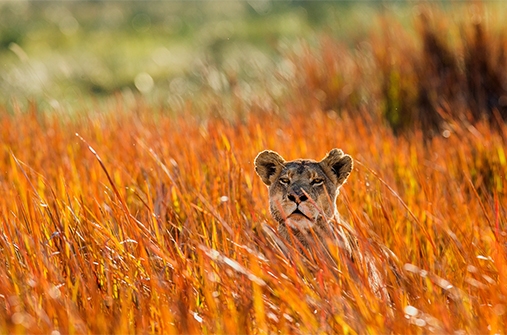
[1,101,506,334]
[1,6,507,334]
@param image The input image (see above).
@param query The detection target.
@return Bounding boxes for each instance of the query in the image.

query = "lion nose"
[288,191,308,204]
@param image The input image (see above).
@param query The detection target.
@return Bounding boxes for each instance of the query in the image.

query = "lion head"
[254,148,353,238]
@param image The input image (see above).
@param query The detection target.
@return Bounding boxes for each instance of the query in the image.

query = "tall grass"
[1,5,507,334]
[274,5,507,137]
[1,97,506,333]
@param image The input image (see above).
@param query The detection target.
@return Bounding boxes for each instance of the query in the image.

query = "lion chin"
[284,209,316,230]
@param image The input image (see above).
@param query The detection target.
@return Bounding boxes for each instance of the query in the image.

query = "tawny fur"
[254,148,389,300]
[254,148,352,247]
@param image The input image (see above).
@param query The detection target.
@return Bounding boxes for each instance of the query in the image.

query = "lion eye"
[311,178,324,186]
[279,178,290,185]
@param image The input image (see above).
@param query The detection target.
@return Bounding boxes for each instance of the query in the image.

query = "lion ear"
[254,150,286,186]
[320,148,353,187]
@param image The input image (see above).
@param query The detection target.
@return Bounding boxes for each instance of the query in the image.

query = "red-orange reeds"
[1,5,507,334]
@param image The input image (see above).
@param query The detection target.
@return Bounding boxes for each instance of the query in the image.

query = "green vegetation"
[0,1,386,111]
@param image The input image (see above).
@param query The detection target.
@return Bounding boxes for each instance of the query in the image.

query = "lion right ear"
[319,148,353,187]
[254,150,286,186]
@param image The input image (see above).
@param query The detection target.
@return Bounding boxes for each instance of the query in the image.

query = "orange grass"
[1,7,507,333]
[1,100,505,334]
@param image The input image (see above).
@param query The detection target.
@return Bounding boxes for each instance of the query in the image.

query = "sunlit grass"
[1,96,505,333]
[1,2,507,334]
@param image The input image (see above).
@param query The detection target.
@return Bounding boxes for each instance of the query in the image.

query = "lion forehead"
[268,160,335,199]
[281,161,328,181]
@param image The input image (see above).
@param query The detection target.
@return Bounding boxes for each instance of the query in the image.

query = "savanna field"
[1,2,507,334]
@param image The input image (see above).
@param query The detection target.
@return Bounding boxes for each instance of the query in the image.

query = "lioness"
[255,148,390,300]
[254,148,353,247]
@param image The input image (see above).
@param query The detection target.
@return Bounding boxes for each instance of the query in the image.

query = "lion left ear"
[319,148,353,187]
[254,150,286,186]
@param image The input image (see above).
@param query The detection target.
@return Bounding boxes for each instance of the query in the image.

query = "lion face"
[255,149,353,232]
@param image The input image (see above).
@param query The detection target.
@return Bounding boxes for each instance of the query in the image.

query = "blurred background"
[2,0,507,136]
[0,1,443,110]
